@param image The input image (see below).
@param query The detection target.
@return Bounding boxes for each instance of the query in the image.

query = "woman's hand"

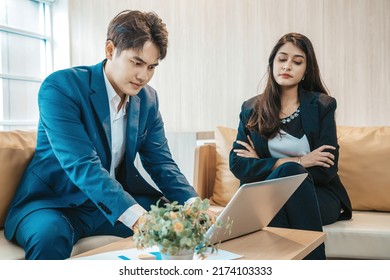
[233,135,260,159]
[301,145,336,168]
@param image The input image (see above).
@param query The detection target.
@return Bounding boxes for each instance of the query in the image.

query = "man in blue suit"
[4,10,198,259]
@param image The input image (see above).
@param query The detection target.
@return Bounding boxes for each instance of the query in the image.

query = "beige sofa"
[194,126,390,259]
[0,130,123,260]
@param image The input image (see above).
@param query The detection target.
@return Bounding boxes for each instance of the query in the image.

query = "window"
[0,0,54,130]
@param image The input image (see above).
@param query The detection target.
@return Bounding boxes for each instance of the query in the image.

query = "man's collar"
[103,67,130,111]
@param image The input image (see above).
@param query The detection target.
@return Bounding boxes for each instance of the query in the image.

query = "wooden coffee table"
[73,227,326,260]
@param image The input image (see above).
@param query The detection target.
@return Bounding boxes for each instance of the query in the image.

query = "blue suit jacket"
[5,60,198,240]
[229,89,352,220]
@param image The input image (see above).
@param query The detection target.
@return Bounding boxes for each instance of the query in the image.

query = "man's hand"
[205,208,220,220]
[132,214,147,233]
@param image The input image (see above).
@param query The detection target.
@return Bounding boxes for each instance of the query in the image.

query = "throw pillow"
[210,126,239,206]
[337,126,390,211]
[0,130,36,228]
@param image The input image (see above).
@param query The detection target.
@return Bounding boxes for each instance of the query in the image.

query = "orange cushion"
[337,126,390,211]
[210,126,239,206]
[0,130,36,228]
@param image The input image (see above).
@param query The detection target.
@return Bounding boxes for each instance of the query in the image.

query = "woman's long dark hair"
[247,33,329,139]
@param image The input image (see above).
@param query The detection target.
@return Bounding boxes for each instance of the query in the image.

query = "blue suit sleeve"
[137,94,198,204]
[38,78,136,225]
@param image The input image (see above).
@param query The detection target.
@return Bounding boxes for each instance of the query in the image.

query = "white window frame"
[0,0,68,130]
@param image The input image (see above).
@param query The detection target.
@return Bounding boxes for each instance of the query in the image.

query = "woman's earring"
[301,76,305,81]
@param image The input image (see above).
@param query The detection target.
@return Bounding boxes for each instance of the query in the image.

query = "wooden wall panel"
[323,0,390,126]
[68,0,390,131]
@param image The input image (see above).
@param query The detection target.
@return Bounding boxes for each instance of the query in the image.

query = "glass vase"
[160,247,195,260]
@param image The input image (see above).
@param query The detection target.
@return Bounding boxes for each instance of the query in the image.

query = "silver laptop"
[205,173,307,245]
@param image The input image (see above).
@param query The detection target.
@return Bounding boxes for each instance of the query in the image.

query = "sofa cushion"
[0,130,36,228]
[0,229,25,259]
[210,126,240,206]
[337,126,390,211]
[0,228,124,259]
[323,211,390,259]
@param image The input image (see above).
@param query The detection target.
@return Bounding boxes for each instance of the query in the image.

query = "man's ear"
[105,40,115,60]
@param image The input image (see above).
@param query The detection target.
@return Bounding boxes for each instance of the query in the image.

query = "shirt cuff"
[118,204,147,229]
[185,197,198,205]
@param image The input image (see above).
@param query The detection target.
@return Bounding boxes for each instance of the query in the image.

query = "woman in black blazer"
[230,33,352,259]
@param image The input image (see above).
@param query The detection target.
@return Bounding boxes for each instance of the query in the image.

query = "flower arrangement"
[133,198,230,259]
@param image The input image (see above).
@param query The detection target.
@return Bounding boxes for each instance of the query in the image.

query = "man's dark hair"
[106,10,168,59]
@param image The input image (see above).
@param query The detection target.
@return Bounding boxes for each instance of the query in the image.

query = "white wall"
[68,0,390,132]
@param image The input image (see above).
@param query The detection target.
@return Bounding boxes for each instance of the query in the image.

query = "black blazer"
[229,89,352,220]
